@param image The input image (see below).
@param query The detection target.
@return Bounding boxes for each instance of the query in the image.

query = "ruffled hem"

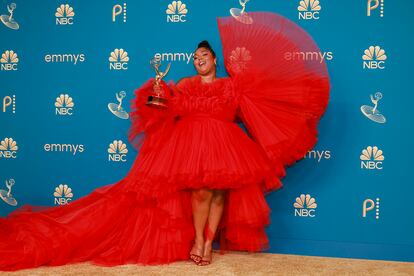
[0,172,273,271]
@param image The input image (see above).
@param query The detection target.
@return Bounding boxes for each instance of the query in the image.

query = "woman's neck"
[199,73,216,84]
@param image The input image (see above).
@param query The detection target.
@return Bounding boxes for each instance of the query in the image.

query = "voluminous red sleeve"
[128,78,180,152]
[218,12,330,178]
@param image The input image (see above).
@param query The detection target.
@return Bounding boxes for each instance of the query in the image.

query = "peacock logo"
[112,3,127,23]
[229,47,251,74]
[298,0,321,20]
[0,50,19,71]
[109,48,129,70]
[362,198,380,219]
[360,146,384,170]
[166,1,188,23]
[0,137,18,159]
[53,184,73,205]
[55,94,74,115]
[362,46,387,69]
[367,0,384,17]
[294,194,317,217]
[2,95,16,114]
[55,4,75,25]
[108,140,128,162]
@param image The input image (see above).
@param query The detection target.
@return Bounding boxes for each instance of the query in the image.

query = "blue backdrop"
[1,0,413,262]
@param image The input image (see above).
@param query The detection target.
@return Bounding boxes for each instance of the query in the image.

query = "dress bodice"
[171,75,238,122]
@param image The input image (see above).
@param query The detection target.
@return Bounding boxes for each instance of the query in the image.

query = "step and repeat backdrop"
[1,0,412,262]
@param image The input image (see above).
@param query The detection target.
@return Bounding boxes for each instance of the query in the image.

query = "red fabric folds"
[218,12,330,178]
[0,11,329,271]
[128,78,177,153]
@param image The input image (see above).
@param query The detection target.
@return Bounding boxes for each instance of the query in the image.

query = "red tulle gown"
[0,12,330,271]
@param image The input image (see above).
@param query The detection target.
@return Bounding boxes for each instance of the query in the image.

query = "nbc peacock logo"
[166,1,188,23]
[294,194,317,217]
[0,50,19,71]
[108,140,128,162]
[55,94,74,115]
[362,46,387,69]
[55,4,75,25]
[109,48,129,70]
[53,184,73,205]
[229,47,252,74]
[298,0,321,20]
[360,146,384,170]
[2,95,16,114]
[0,137,18,159]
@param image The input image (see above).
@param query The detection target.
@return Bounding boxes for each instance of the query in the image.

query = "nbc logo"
[360,146,384,170]
[53,184,73,205]
[367,0,384,17]
[362,46,387,69]
[166,1,188,23]
[298,0,321,20]
[229,47,252,74]
[55,4,75,25]
[109,48,129,70]
[2,95,16,113]
[0,137,18,159]
[0,50,19,71]
[294,194,317,217]
[108,140,128,162]
[55,94,74,115]
[112,3,127,22]
[362,198,380,219]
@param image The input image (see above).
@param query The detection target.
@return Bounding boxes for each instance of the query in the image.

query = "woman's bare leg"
[201,190,226,265]
[190,188,213,262]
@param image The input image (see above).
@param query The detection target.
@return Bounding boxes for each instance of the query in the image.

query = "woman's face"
[193,47,216,75]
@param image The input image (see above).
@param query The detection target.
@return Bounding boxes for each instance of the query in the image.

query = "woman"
[0,11,330,271]
[188,41,233,265]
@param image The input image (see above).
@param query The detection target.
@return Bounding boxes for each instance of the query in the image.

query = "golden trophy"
[146,57,171,109]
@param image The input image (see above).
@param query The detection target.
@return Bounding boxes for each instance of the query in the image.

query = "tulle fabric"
[218,12,330,178]
[0,11,330,271]
[0,179,194,269]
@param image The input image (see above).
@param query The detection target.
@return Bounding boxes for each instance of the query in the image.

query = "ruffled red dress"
[0,12,330,271]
